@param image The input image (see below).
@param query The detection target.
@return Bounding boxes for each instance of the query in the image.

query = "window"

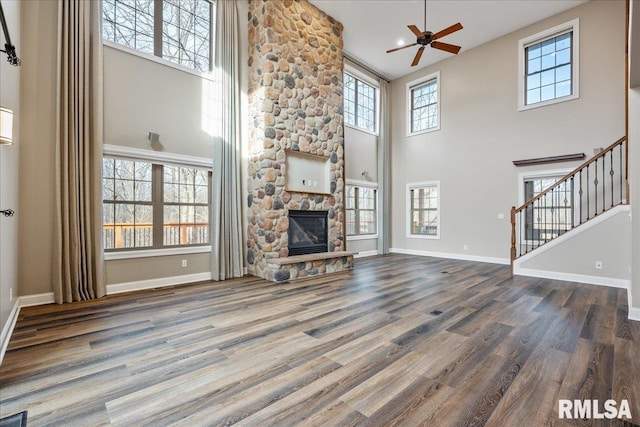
[407,71,440,136]
[518,19,579,110]
[102,0,214,72]
[345,184,377,237]
[344,72,378,133]
[407,182,440,238]
[522,174,574,242]
[103,157,211,251]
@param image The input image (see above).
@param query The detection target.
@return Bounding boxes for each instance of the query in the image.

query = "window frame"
[406,71,440,137]
[102,145,213,260]
[345,180,378,240]
[518,168,577,244]
[343,68,380,135]
[406,181,441,239]
[518,19,580,111]
[102,0,215,77]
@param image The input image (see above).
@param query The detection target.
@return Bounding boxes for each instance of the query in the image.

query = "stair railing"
[510,136,628,274]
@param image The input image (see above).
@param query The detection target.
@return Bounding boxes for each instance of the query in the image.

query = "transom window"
[407,71,440,136]
[407,182,440,238]
[102,0,214,72]
[345,184,377,236]
[344,72,378,133]
[518,19,579,110]
[102,157,211,251]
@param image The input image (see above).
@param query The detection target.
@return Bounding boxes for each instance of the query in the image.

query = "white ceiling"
[309,0,587,80]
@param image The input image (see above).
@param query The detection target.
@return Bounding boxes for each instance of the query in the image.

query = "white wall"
[517,207,631,284]
[0,0,21,337]
[103,46,214,158]
[102,46,221,284]
[390,1,626,265]
[630,0,640,318]
[345,125,378,254]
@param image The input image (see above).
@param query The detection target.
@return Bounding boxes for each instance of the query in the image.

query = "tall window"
[523,175,573,241]
[346,184,377,237]
[103,157,211,251]
[407,182,440,238]
[518,19,579,110]
[407,71,440,135]
[102,0,214,72]
[344,72,377,133]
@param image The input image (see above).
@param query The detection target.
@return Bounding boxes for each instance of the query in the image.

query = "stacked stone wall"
[247,0,345,281]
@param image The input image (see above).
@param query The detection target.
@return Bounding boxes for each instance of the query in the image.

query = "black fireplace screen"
[288,210,328,256]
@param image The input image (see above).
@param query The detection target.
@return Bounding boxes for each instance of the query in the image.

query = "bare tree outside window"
[103,157,211,251]
[103,0,213,73]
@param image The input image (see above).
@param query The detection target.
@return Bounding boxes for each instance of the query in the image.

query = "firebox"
[288,210,328,256]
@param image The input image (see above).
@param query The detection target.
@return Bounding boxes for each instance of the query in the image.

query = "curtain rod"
[344,53,391,84]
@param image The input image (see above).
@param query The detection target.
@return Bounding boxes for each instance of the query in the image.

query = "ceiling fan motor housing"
[418,31,434,45]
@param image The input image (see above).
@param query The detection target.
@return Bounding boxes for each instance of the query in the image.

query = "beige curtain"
[211,0,244,280]
[53,0,105,303]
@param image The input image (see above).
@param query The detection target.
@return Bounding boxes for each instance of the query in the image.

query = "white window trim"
[103,144,213,169]
[104,245,212,261]
[346,179,379,240]
[344,65,380,135]
[406,180,441,239]
[518,168,578,244]
[406,71,440,137]
[102,145,213,258]
[518,18,580,112]
[103,41,215,81]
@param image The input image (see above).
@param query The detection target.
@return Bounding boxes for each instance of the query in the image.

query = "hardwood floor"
[1,254,639,426]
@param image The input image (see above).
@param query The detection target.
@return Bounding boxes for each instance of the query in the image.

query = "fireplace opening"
[288,210,328,256]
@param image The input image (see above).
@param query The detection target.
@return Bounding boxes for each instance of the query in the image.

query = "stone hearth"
[246,0,353,282]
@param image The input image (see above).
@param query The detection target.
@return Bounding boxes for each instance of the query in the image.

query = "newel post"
[510,206,516,277]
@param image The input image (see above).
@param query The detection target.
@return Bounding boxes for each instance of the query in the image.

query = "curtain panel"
[53,0,106,303]
[211,0,245,280]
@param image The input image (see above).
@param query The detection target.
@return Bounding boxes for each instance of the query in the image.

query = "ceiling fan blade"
[386,42,418,54]
[411,46,425,66]
[431,22,463,40]
[408,25,424,38]
[431,41,461,54]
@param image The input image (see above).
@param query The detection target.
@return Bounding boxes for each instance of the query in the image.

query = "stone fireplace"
[246,0,355,282]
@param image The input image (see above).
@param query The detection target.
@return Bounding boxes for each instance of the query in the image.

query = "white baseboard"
[0,299,21,367]
[106,272,212,295]
[515,267,630,289]
[629,307,640,322]
[390,248,509,265]
[20,292,55,307]
[354,250,378,258]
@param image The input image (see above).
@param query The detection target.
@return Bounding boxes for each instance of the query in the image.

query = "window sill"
[518,93,579,112]
[344,123,379,137]
[406,234,440,240]
[105,246,212,261]
[407,125,440,138]
[347,234,378,241]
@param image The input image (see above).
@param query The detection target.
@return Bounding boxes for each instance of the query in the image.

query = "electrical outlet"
[498,213,505,220]
[181,259,188,268]
[463,244,468,251]
[595,261,603,270]
[9,288,13,301]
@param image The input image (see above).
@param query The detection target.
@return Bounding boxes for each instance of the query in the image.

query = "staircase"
[510,136,628,275]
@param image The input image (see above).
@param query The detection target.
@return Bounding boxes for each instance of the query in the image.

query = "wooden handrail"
[513,136,627,214]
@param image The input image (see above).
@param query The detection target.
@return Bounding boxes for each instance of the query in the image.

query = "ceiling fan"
[386,0,463,67]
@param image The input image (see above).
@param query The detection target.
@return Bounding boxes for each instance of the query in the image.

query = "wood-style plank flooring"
[1,254,639,426]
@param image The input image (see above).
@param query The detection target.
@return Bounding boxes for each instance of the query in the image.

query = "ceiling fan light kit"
[386,0,463,66]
